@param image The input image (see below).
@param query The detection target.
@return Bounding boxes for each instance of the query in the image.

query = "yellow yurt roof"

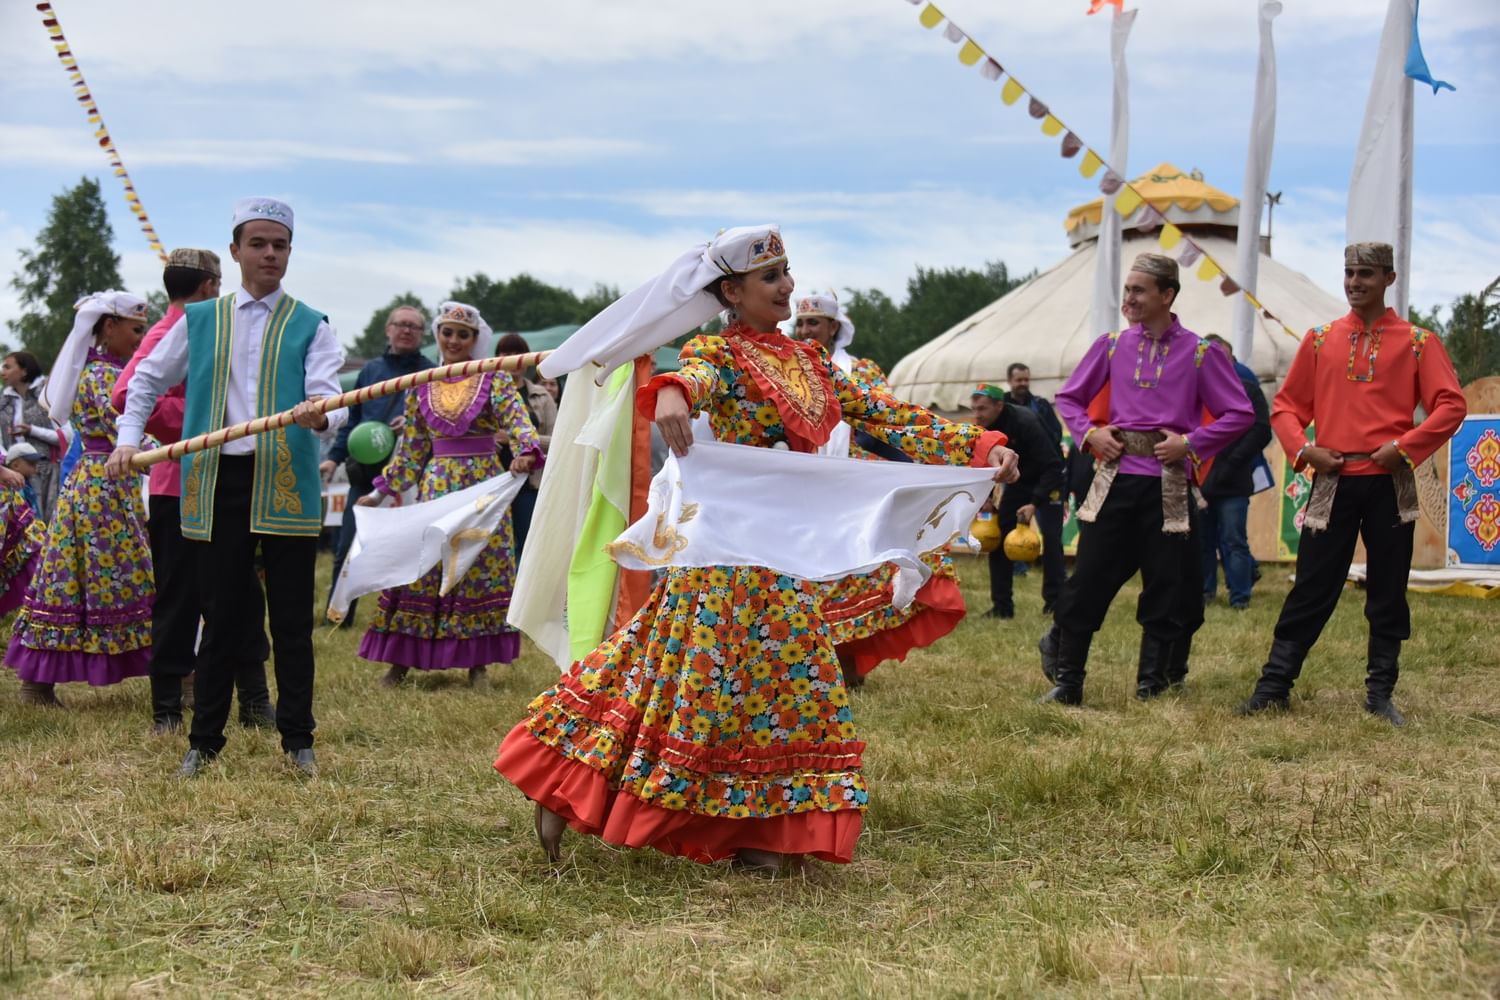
[1065,162,1239,238]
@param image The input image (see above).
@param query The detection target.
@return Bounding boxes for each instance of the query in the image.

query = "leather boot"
[1365,636,1406,727]
[1135,633,1171,700]
[1038,628,1088,705]
[1038,625,1061,684]
[1236,638,1308,715]
[17,681,62,707]
[1166,635,1192,689]
[149,672,185,734]
[236,661,276,728]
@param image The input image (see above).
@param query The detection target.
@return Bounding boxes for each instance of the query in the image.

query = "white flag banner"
[1231,0,1282,362]
[606,442,996,608]
[1089,7,1136,340]
[328,472,527,622]
[1347,0,1415,316]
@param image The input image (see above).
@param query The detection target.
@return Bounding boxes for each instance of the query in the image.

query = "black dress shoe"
[1235,693,1290,716]
[984,607,1014,620]
[175,749,210,779]
[1037,685,1083,706]
[1366,699,1407,727]
[287,748,318,777]
[1038,628,1061,684]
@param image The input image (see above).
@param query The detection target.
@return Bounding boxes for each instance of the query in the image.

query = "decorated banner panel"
[1275,424,1315,559]
[1447,415,1500,567]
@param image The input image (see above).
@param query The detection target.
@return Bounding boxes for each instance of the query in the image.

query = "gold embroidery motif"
[272,428,302,515]
[442,527,493,593]
[916,490,976,545]
[182,459,204,520]
[428,376,484,423]
[733,337,832,429]
[606,481,697,565]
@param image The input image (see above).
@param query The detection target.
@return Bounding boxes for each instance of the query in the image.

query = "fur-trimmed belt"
[1077,430,1195,535]
[1302,454,1420,533]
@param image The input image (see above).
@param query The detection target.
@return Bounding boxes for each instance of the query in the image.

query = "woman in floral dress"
[6,292,150,706]
[496,227,1016,870]
[791,291,967,687]
[0,464,45,615]
[357,301,541,688]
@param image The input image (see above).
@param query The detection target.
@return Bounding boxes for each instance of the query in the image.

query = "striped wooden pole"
[127,350,551,470]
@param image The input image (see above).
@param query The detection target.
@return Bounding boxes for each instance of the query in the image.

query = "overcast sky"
[1,0,1495,347]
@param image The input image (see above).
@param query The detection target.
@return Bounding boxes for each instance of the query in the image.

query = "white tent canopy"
[888,166,1347,411]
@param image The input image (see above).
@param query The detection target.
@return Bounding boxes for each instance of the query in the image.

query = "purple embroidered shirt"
[1055,315,1254,479]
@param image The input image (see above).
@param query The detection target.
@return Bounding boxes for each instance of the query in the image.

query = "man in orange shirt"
[1238,242,1467,725]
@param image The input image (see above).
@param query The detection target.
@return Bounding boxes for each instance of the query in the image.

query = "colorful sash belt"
[1077,429,1194,536]
[1302,454,1420,533]
[433,434,497,458]
[81,435,114,455]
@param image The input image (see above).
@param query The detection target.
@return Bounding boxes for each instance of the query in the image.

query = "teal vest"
[180,292,326,540]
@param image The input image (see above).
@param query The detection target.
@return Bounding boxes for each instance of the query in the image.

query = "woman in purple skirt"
[7,292,150,706]
[356,301,541,688]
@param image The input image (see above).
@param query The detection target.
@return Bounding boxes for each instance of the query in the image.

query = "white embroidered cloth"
[328,472,526,622]
[607,441,995,608]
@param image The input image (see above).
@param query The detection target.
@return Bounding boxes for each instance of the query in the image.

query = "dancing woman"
[496,226,1017,869]
[6,292,151,706]
[356,302,542,688]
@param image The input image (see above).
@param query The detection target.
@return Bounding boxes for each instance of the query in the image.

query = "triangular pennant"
[1099,171,1122,195]
[1000,78,1025,106]
[1060,132,1083,158]
[958,39,984,65]
[1178,241,1202,267]
[1079,149,1103,177]
[919,3,944,28]
[943,22,965,43]
[1196,257,1221,282]
[1158,224,1183,249]
[1027,96,1048,119]
[1219,276,1240,296]
[980,57,1002,81]
[1040,114,1064,137]
[1113,187,1144,217]
[1138,205,1165,226]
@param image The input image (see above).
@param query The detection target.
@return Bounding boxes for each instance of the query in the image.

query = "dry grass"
[1,553,1497,997]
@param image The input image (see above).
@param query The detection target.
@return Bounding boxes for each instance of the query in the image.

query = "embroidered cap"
[431,300,494,358]
[796,291,839,321]
[971,383,1006,401]
[1130,252,1179,283]
[231,197,294,235]
[166,247,221,278]
[1344,241,1394,269]
[707,225,787,276]
[41,290,149,424]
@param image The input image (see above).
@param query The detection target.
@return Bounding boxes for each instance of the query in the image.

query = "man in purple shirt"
[1039,253,1253,705]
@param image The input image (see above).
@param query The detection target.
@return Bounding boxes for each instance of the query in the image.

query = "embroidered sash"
[1077,430,1197,535]
[1302,456,1420,533]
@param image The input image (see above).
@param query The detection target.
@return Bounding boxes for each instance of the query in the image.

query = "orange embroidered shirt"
[1272,307,1467,476]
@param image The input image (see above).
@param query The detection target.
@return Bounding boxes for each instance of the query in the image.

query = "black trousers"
[1052,474,1202,641]
[188,457,318,755]
[148,496,269,679]
[1273,474,1413,647]
[988,496,1066,613]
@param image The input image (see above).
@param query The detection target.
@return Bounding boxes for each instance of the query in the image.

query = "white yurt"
[888,163,1346,410]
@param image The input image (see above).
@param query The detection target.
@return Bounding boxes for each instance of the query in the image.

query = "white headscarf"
[431,301,494,360]
[795,289,857,373]
[540,224,784,383]
[42,290,147,424]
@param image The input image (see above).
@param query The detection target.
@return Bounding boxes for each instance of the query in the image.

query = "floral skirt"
[495,564,867,864]
[820,551,965,678]
[0,490,45,616]
[359,453,521,671]
[5,456,152,685]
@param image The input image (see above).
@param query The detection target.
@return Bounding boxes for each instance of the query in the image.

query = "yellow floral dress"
[6,350,152,685]
[496,324,1004,863]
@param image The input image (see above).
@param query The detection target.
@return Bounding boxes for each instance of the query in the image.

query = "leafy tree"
[353,291,427,361]
[7,177,123,366]
[449,273,582,333]
[575,282,621,324]
[844,261,1030,372]
[145,290,169,326]
[1443,277,1500,386]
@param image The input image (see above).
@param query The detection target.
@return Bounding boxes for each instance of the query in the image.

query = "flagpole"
[127,350,552,470]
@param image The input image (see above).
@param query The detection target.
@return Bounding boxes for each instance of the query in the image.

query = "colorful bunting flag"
[919,4,944,29]
[33,2,165,264]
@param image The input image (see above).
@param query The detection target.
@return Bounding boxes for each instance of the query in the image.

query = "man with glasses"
[320,304,435,625]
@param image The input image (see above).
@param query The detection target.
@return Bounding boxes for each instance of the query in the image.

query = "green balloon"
[347,421,396,465]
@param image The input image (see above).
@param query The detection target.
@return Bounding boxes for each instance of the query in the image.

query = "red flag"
[1087,0,1123,13]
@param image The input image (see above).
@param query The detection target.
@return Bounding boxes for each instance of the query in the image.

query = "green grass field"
[1,553,1496,997]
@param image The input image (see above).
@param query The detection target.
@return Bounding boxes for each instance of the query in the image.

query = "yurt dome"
[888,163,1346,411]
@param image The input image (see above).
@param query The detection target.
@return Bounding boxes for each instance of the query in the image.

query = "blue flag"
[1405,0,1454,94]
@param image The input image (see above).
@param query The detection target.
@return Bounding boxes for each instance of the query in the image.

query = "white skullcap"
[43,290,149,423]
[540,223,789,383]
[432,301,494,359]
[232,197,294,235]
[796,288,857,372]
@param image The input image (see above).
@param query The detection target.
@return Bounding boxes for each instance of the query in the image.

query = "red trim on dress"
[495,726,864,864]
[837,571,966,678]
[968,428,1009,467]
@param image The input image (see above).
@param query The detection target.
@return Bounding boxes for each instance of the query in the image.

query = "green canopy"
[339,324,681,391]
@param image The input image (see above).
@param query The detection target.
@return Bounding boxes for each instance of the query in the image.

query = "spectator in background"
[2,351,63,521]
[5,442,43,514]
[495,333,556,561]
[1003,362,1063,448]
[320,303,434,627]
[1199,335,1272,610]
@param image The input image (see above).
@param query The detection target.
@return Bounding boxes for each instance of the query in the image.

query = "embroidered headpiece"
[431,300,493,358]
[707,224,787,276]
[797,292,839,321]
[231,197,294,235]
[42,290,149,423]
[1344,242,1394,269]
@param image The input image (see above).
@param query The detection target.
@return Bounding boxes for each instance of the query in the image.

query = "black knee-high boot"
[1365,636,1406,727]
[1237,638,1309,715]
[1039,628,1089,705]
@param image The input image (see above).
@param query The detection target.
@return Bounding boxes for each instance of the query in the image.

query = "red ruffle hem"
[838,572,966,678]
[495,726,864,864]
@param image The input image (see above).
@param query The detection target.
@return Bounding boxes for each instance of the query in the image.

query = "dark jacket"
[1200,363,1272,499]
[1003,391,1064,448]
[327,348,437,465]
[986,402,1066,505]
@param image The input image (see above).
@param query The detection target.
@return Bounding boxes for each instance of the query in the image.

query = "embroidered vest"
[180,293,326,540]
